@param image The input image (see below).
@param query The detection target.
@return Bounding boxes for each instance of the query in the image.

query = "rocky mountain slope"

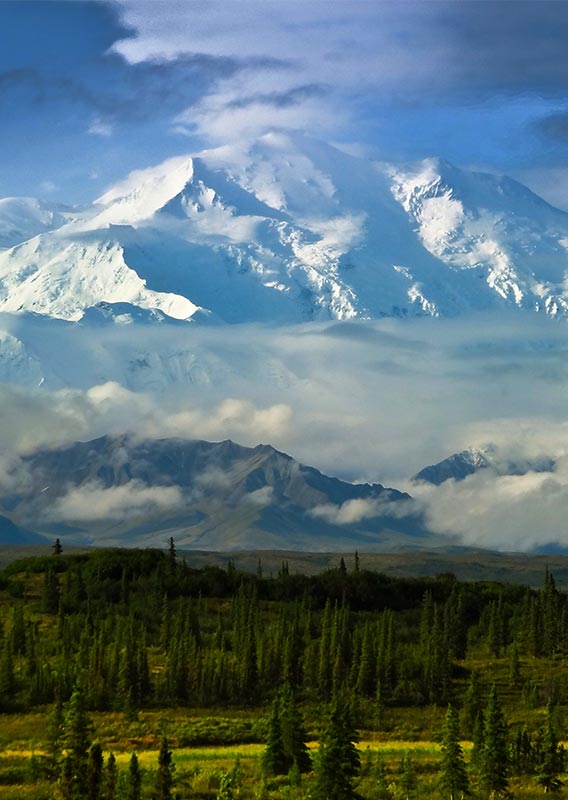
[0,435,436,550]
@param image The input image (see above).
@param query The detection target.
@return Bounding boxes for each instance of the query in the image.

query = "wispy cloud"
[50,480,184,522]
[112,0,568,145]
[310,496,416,526]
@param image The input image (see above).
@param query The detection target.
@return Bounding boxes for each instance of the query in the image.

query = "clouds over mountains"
[0,313,568,550]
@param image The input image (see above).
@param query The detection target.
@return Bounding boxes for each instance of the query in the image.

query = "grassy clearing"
[0,732,564,799]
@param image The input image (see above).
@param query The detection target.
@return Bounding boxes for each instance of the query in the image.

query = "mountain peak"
[0,434,427,551]
[413,445,556,485]
[94,156,196,225]
[3,135,568,326]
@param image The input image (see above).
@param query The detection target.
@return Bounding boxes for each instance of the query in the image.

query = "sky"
[4,1,568,206]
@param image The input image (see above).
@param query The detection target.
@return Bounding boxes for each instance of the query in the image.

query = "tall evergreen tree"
[261,695,287,775]
[462,671,482,737]
[128,752,142,800]
[439,705,469,800]
[167,537,176,575]
[87,742,103,800]
[318,600,333,699]
[280,683,311,773]
[104,753,117,800]
[471,711,485,774]
[63,685,93,799]
[536,703,564,793]
[47,693,64,777]
[479,685,509,798]
[312,698,360,800]
[153,737,175,800]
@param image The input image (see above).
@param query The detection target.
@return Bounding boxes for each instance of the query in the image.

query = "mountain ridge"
[3,133,568,325]
[413,446,557,485]
[0,433,434,551]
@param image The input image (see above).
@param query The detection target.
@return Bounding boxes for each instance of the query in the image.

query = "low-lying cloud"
[49,480,185,523]
[3,312,568,549]
[243,486,274,508]
[310,497,416,526]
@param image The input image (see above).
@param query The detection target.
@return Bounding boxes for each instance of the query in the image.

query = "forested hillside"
[0,544,566,798]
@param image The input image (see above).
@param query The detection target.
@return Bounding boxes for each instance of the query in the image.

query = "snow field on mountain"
[3,133,568,325]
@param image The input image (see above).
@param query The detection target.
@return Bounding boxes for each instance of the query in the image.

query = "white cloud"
[50,480,184,523]
[310,496,415,526]
[243,486,274,507]
[152,399,293,445]
[194,467,233,491]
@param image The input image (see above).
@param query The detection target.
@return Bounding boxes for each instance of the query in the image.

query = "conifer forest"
[0,545,567,798]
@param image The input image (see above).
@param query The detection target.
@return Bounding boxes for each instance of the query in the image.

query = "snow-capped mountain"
[0,435,433,551]
[0,197,69,251]
[413,446,556,485]
[4,133,568,325]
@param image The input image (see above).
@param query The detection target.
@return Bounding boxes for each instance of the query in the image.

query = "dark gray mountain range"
[0,435,440,551]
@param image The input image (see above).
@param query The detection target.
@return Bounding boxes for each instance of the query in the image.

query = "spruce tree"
[280,683,311,773]
[318,600,333,699]
[167,537,176,575]
[313,697,360,800]
[128,752,142,800]
[60,754,74,800]
[536,703,564,793]
[261,695,287,775]
[470,711,485,776]
[87,742,103,800]
[47,694,64,777]
[153,737,175,800]
[356,623,375,697]
[462,670,482,737]
[63,685,93,799]
[439,705,469,800]
[479,685,509,797]
[105,752,117,800]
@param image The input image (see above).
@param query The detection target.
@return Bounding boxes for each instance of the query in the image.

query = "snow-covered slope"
[4,133,568,324]
[0,197,68,250]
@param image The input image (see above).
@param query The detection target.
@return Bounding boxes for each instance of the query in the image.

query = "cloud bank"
[50,480,184,523]
[2,313,568,549]
[112,0,568,152]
